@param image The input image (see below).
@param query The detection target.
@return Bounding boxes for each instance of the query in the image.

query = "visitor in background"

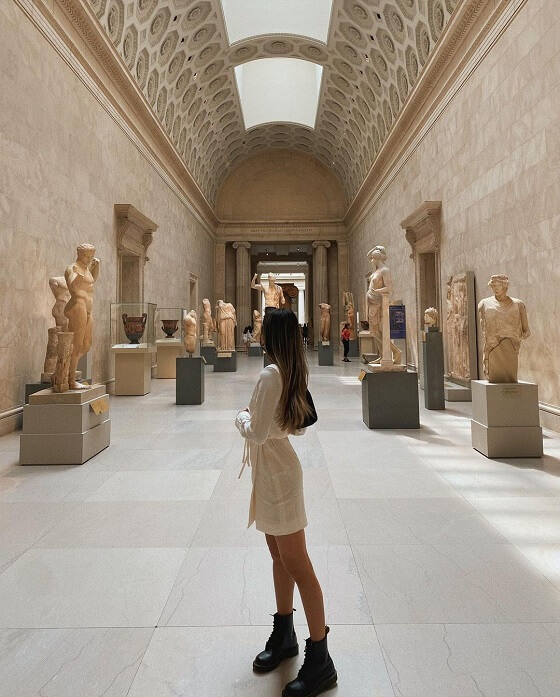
[242,325,252,353]
[301,323,309,347]
[236,309,337,697]
[341,323,351,362]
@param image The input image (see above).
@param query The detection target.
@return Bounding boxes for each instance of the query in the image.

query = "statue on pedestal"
[252,309,262,344]
[63,244,99,390]
[49,276,70,331]
[366,246,403,369]
[216,300,237,352]
[478,275,530,383]
[251,272,285,310]
[342,292,356,340]
[319,303,331,342]
[183,310,198,356]
[424,307,439,329]
[201,298,215,346]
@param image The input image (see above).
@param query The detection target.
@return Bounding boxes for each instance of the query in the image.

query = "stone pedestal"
[362,370,420,429]
[111,345,155,395]
[318,341,333,366]
[200,344,216,365]
[444,381,472,401]
[347,339,358,357]
[156,340,183,378]
[214,350,237,372]
[471,380,543,458]
[20,384,110,465]
[359,331,379,363]
[176,357,205,405]
[249,343,263,357]
[25,382,51,404]
[423,330,445,410]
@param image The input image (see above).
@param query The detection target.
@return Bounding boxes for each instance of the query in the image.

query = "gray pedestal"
[347,339,358,357]
[444,381,472,401]
[200,345,216,366]
[176,357,205,405]
[471,380,543,458]
[423,330,445,410]
[318,341,334,366]
[362,370,420,429]
[264,351,274,368]
[20,385,110,465]
[249,343,263,357]
[214,351,237,372]
[25,382,50,404]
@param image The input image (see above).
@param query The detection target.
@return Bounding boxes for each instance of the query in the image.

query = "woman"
[242,325,252,354]
[341,323,351,362]
[236,309,337,697]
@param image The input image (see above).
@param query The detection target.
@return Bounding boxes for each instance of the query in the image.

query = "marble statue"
[319,303,331,342]
[424,307,439,328]
[42,327,60,382]
[366,246,403,368]
[446,274,471,383]
[49,276,70,331]
[183,310,198,356]
[51,332,74,393]
[216,299,237,351]
[251,272,285,310]
[201,298,215,346]
[343,292,356,340]
[63,244,99,390]
[478,275,530,383]
[252,309,262,344]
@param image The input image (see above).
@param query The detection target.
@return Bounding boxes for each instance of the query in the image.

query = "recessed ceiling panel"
[221,0,334,44]
[235,58,323,129]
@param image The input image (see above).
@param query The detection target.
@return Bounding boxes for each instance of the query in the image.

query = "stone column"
[312,241,331,347]
[232,241,251,345]
[337,239,349,332]
[214,242,226,305]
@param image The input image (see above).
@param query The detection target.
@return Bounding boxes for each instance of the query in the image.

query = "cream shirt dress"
[236,364,308,536]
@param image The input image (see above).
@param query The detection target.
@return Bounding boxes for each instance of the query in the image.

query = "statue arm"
[90,258,100,281]
[251,274,262,291]
[520,302,530,338]
[373,269,392,295]
[279,286,285,306]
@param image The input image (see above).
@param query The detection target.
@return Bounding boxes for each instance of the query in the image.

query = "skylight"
[235,58,323,129]
[221,0,334,44]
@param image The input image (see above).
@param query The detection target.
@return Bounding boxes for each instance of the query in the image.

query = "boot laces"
[264,616,283,650]
[296,640,314,682]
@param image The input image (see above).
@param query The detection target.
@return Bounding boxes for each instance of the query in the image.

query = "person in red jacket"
[341,324,351,362]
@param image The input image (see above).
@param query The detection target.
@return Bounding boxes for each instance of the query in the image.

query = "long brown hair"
[263,309,313,433]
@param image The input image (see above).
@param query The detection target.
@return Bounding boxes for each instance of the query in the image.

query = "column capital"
[312,240,331,249]
[232,241,251,250]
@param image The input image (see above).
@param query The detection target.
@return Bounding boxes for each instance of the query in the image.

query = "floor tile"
[0,548,186,627]
[0,502,77,549]
[84,470,221,501]
[377,623,560,697]
[0,627,153,697]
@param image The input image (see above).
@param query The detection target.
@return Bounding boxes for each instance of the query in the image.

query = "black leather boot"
[282,626,337,697]
[253,611,299,673]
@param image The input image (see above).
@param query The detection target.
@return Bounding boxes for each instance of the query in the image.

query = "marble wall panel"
[0,2,215,433]
[348,0,560,422]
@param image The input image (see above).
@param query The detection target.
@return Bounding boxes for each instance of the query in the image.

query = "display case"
[155,307,188,343]
[111,302,156,348]
[154,307,188,378]
[110,303,157,395]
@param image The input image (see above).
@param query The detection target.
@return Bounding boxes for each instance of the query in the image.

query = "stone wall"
[0,2,215,434]
[348,0,560,426]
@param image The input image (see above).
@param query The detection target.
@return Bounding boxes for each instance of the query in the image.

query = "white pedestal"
[111,344,156,395]
[471,380,543,458]
[20,385,110,465]
[155,340,184,378]
[359,332,379,363]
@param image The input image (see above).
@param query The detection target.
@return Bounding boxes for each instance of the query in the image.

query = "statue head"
[367,246,387,263]
[77,243,96,264]
[268,272,276,285]
[424,307,438,327]
[488,274,509,296]
[202,298,210,308]
[188,309,197,319]
[253,309,261,320]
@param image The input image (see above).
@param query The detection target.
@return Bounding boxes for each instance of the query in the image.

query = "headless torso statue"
[183,310,198,356]
[216,300,237,351]
[478,275,530,383]
[251,273,285,312]
[319,303,331,342]
[366,246,402,367]
[63,244,99,390]
[201,299,215,346]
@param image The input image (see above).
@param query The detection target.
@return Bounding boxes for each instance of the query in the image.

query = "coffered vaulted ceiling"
[87,0,458,208]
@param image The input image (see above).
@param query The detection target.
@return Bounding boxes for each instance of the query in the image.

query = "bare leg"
[275,529,326,641]
[266,534,294,615]
[65,303,89,389]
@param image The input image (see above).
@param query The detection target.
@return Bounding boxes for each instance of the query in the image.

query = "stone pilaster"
[214,242,226,305]
[312,241,331,347]
[232,241,251,345]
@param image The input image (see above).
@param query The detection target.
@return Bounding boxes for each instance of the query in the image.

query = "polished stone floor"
[1,353,560,696]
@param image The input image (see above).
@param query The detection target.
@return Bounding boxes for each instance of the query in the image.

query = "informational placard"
[358,370,367,382]
[389,305,406,339]
[90,396,110,414]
